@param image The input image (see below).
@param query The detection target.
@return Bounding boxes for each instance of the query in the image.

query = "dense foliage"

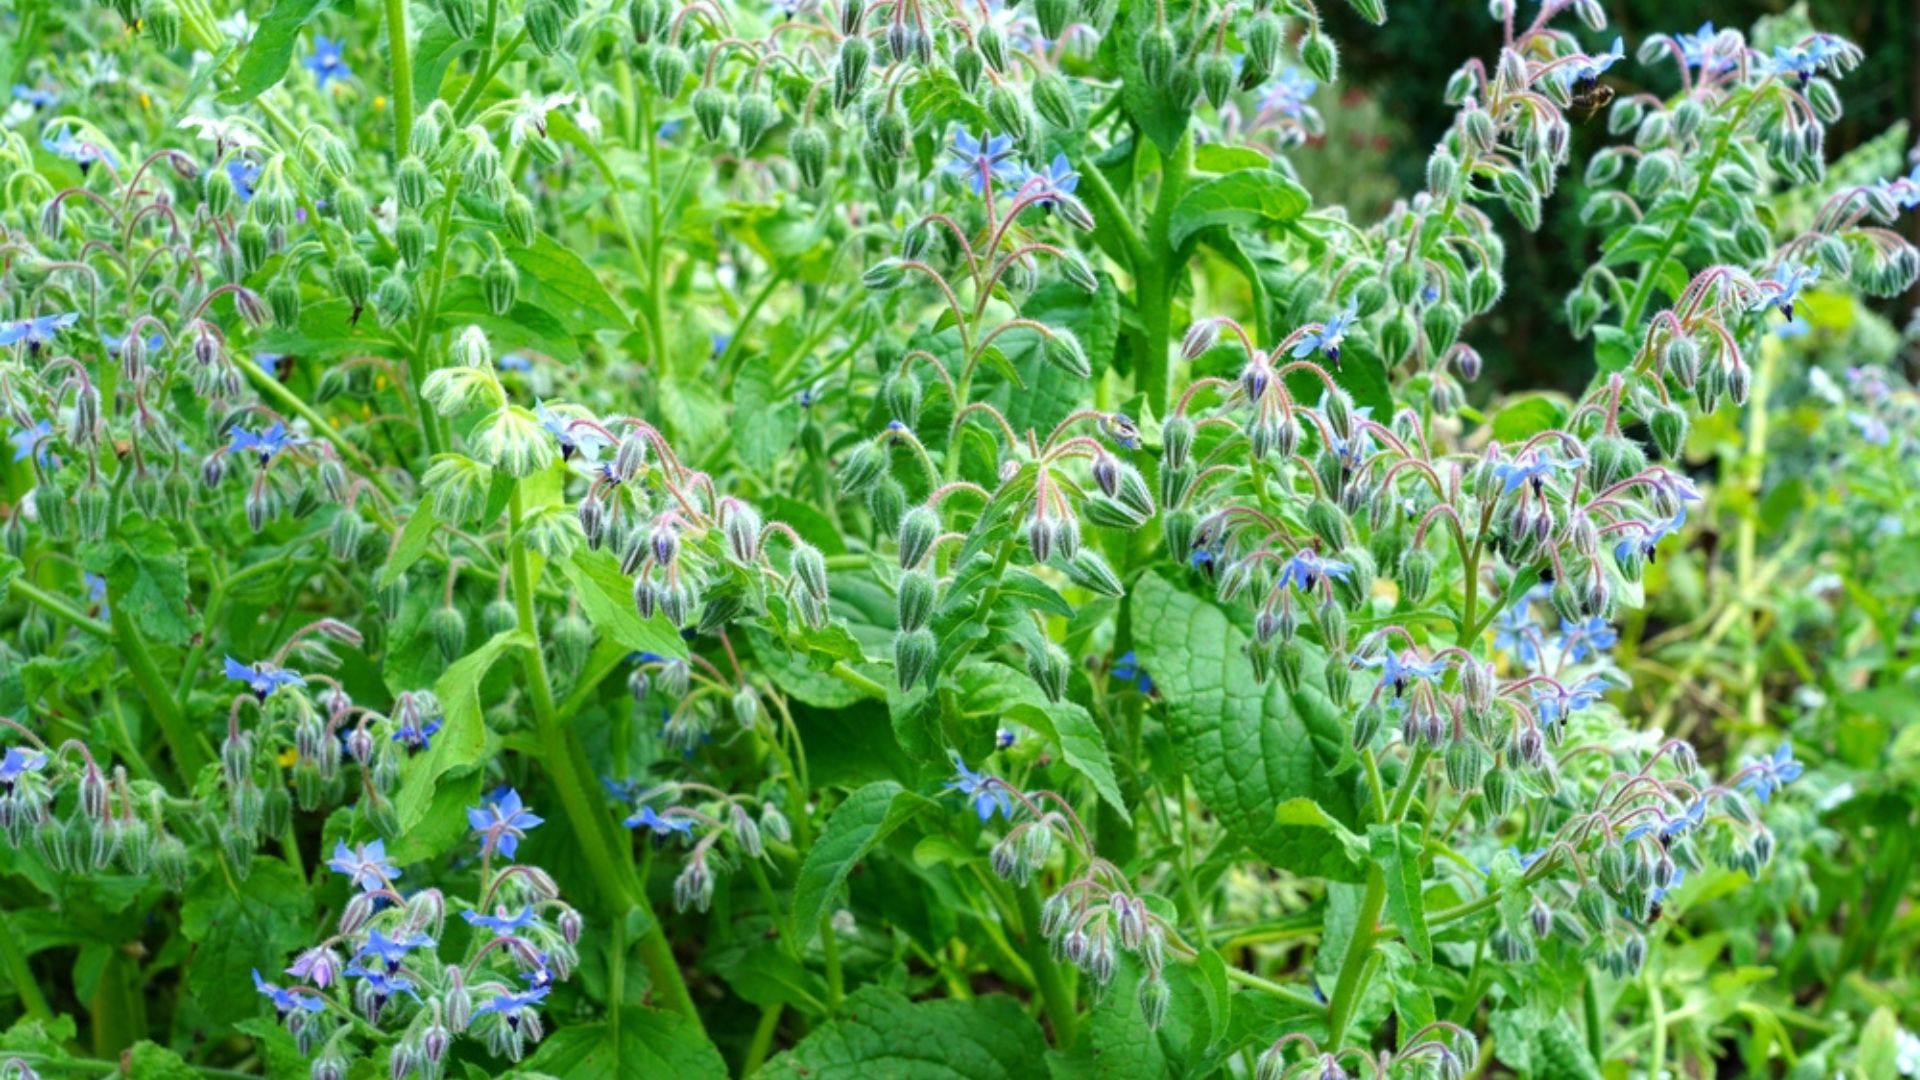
[1,0,1917,1076]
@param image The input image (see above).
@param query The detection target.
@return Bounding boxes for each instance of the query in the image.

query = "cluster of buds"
[261,788,580,1077]
[1255,1025,1480,1080]
[617,778,788,913]
[949,755,1187,1030]
[0,723,194,889]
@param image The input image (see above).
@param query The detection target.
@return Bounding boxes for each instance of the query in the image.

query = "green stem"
[820,914,844,1008]
[0,906,53,1023]
[1015,884,1078,1048]
[507,485,704,1032]
[1136,131,1193,417]
[743,1002,784,1075]
[385,0,415,157]
[6,578,110,639]
[1324,744,1431,1048]
[111,597,210,782]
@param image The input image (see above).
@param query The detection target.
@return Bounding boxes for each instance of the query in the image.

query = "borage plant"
[0,0,1915,1075]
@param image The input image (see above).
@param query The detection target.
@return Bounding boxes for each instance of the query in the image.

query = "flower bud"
[430,605,468,663]
[897,504,939,570]
[483,251,517,315]
[896,570,937,633]
[736,91,777,152]
[374,274,414,328]
[1065,548,1124,598]
[791,125,829,188]
[1137,28,1175,91]
[1301,33,1339,83]
[333,250,371,319]
[893,628,936,690]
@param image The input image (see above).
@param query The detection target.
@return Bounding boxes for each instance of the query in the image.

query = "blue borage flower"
[9,419,53,465]
[327,838,401,892]
[12,84,57,110]
[0,746,47,789]
[1848,411,1891,446]
[1492,450,1559,493]
[304,35,351,88]
[1011,152,1079,208]
[343,964,418,1000]
[944,127,1019,197]
[286,945,343,989]
[1625,797,1708,844]
[1493,605,1541,666]
[392,713,442,752]
[356,928,433,972]
[1565,36,1625,88]
[1276,550,1351,592]
[469,787,545,860]
[223,655,306,699]
[1671,22,1734,74]
[0,312,79,350]
[1291,304,1358,363]
[1752,261,1818,320]
[1612,512,1685,563]
[944,752,1014,823]
[1556,616,1619,663]
[624,804,697,838]
[41,129,115,170]
[1110,650,1153,694]
[227,420,297,463]
[1739,742,1804,804]
[1258,67,1317,118]
[476,984,549,1022]
[1882,161,1920,211]
[1532,674,1609,726]
[253,969,325,1015]
[535,400,605,462]
[1358,649,1448,696]
[227,158,262,202]
[463,906,538,935]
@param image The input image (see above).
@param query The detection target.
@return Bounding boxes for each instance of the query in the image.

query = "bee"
[1568,78,1616,124]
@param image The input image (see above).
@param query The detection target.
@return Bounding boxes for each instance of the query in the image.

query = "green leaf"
[82,515,191,645]
[411,12,479,104]
[1860,1007,1901,1080]
[1489,394,1568,442]
[561,549,687,659]
[1592,324,1636,373]
[222,0,334,103]
[378,503,441,589]
[732,358,802,471]
[1368,823,1430,965]
[791,782,934,945]
[1273,798,1367,876]
[759,985,1047,1080]
[511,233,630,334]
[391,630,529,835]
[1170,169,1311,249]
[124,1042,198,1080]
[438,284,586,364]
[953,664,1128,820]
[515,1006,728,1079]
[1131,571,1364,879]
[180,859,312,1026]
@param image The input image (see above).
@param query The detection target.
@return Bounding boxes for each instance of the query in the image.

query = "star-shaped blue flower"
[1567,37,1625,87]
[1613,512,1686,563]
[9,419,53,465]
[1493,605,1540,665]
[1739,742,1803,804]
[224,656,306,700]
[1533,675,1608,726]
[41,130,114,170]
[945,752,1013,823]
[304,35,351,88]
[0,747,47,789]
[944,127,1018,197]
[228,421,296,464]
[1359,649,1448,696]
[625,804,698,839]
[227,158,262,202]
[343,964,417,999]
[392,714,442,753]
[1492,451,1558,494]
[1291,304,1358,363]
[1753,262,1818,321]
[1557,616,1618,662]
[1259,67,1317,117]
[0,313,79,350]
[253,969,325,1014]
[327,838,401,892]
[476,984,549,1021]
[1276,550,1351,592]
[462,906,538,935]
[468,787,545,860]
[1111,650,1153,694]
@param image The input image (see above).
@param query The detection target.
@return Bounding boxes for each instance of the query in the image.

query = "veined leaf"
[1170,169,1312,249]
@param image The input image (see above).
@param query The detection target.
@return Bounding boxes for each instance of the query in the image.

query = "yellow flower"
[374,95,387,111]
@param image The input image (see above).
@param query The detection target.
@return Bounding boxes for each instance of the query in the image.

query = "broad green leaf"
[378,503,441,589]
[953,663,1128,820]
[1592,324,1636,373]
[438,284,586,364]
[759,986,1047,1080]
[180,859,312,1026]
[1368,823,1430,965]
[512,233,630,334]
[1046,956,1209,1079]
[222,0,334,104]
[1131,571,1364,879]
[82,515,191,646]
[515,1006,728,1079]
[1273,798,1367,876]
[411,12,478,104]
[391,630,528,834]
[1170,170,1312,249]
[732,357,802,471]
[1489,394,1568,443]
[791,781,934,945]
[561,549,687,659]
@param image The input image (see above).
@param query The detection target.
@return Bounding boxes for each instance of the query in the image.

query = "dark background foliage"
[1321,0,1917,395]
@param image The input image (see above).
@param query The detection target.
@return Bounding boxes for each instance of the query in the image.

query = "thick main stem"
[1136,132,1194,418]
[384,0,415,157]
[508,486,704,1032]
